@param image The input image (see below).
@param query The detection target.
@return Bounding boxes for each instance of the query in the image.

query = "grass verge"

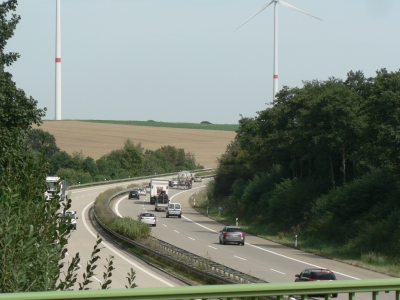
[94,187,151,240]
[190,190,400,277]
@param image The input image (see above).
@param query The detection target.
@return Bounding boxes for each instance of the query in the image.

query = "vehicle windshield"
[227,227,242,232]
[141,213,154,217]
[310,272,336,280]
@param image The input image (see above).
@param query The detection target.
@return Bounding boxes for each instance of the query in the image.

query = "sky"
[5,0,400,124]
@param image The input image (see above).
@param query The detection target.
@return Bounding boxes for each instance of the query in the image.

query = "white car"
[138,212,156,226]
[138,188,146,196]
[59,210,78,230]
[145,185,151,193]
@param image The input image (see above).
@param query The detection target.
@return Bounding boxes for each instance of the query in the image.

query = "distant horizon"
[40,119,239,132]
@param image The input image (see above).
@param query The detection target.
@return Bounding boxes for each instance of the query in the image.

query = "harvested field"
[36,121,236,168]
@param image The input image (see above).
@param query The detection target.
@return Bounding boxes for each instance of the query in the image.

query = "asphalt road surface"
[115,179,394,300]
[64,176,185,290]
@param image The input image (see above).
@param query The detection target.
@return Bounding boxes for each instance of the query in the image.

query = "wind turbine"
[55,0,62,120]
[235,0,322,100]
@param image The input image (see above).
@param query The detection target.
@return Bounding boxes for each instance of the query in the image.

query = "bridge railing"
[1,278,400,300]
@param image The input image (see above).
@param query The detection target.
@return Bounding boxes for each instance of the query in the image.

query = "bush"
[111,217,151,240]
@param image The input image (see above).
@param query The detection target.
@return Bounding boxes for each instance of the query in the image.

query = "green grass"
[81,120,238,132]
[190,191,400,278]
[194,170,216,177]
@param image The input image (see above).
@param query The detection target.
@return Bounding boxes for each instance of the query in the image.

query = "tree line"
[210,69,400,258]
[27,129,203,185]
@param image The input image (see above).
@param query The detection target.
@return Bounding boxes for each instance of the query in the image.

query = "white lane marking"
[182,215,217,233]
[163,224,167,227]
[115,195,128,217]
[188,237,195,240]
[181,214,360,280]
[271,269,285,275]
[208,245,217,250]
[234,255,246,261]
[82,202,175,287]
[93,276,102,283]
[174,230,179,233]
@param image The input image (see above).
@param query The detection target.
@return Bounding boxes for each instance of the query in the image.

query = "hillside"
[36,121,236,168]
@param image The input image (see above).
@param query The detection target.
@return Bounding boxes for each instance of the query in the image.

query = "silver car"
[219,226,245,245]
[138,212,157,227]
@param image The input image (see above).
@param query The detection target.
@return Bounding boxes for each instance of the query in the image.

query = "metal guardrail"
[66,168,215,190]
[2,278,400,299]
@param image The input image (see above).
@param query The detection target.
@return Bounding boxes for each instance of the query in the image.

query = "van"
[166,203,182,218]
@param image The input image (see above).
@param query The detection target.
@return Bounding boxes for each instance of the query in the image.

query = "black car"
[295,268,338,298]
[128,190,140,200]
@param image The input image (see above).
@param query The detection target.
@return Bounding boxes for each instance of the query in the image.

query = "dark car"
[128,190,140,200]
[295,268,338,298]
[219,226,245,245]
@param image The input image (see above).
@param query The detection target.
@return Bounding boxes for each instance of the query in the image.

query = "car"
[128,190,140,200]
[219,226,245,245]
[138,188,146,196]
[194,176,202,182]
[138,212,156,227]
[166,202,182,218]
[295,268,338,298]
[59,210,78,230]
[145,185,151,193]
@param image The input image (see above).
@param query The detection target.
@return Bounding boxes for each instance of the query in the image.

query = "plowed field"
[36,121,236,168]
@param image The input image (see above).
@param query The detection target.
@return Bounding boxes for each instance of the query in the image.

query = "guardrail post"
[324,294,331,300]
[372,291,379,300]
[349,292,356,300]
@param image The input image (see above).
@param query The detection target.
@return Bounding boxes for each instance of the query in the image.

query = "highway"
[114,179,395,300]
[64,177,185,290]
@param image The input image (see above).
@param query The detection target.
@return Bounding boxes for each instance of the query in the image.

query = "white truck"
[177,171,193,189]
[150,178,169,205]
[45,176,67,201]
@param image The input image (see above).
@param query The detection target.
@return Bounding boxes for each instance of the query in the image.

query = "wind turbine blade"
[279,1,322,21]
[234,0,275,32]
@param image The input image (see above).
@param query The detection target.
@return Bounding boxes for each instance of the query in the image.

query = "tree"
[82,156,98,177]
[49,151,72,175]
[0,1,136,292]
[26,128,60,160]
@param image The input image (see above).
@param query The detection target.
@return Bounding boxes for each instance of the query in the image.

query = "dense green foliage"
[0,0,66,292]
[0,1,137,291]
[211,69,400,258]
[82,119,238,131]
[27,130,203,185]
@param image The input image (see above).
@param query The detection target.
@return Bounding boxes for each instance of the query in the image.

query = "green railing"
[1,278,400,300]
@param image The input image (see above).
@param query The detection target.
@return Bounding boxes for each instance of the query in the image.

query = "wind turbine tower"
[235,0,321,100]
[55,0,62,120]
